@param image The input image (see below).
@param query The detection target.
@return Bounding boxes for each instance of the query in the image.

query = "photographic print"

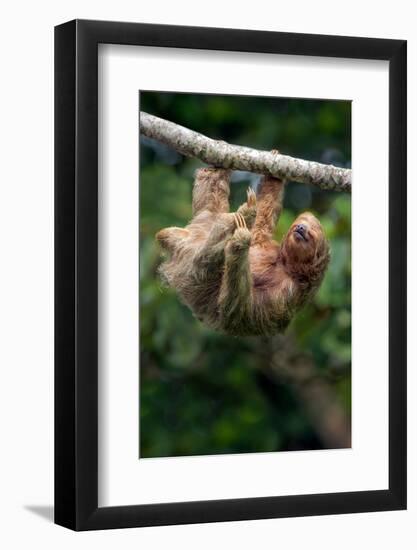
[139,91,351,459]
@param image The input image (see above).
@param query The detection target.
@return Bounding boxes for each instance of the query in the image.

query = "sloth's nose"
[295,223,306,234]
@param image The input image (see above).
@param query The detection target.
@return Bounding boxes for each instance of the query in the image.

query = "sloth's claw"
[233,212,247,230]
[246,187,257,207]
[233,213,240,229]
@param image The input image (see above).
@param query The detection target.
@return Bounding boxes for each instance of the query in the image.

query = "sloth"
[156,167,330,336]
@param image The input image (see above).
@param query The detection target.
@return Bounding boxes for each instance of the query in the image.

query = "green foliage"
[140,92,351,457]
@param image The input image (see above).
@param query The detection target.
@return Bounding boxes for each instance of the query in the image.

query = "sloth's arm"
[251,176,285,245]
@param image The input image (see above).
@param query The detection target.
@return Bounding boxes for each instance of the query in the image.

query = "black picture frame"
[55,19,407,531]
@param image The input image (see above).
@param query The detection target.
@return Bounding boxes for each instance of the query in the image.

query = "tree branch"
[140,112,351,192]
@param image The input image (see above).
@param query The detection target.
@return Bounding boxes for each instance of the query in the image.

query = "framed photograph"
[55,19,406,530]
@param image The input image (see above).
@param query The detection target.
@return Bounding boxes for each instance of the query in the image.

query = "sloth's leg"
[251,175,285,245]
[155,227,190,254]
[193,213,236,269]
[195,187,257,268]
[218,213,253,328]
[192,167,231,217]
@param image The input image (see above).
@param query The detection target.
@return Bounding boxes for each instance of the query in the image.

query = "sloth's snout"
[294,223,308,241]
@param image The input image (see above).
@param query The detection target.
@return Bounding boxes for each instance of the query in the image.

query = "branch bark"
[140,112,351,192]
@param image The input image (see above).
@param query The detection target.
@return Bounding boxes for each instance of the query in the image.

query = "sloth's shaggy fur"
[156,167,330,336]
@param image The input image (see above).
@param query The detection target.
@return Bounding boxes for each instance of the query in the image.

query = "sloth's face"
[283,212,329,265]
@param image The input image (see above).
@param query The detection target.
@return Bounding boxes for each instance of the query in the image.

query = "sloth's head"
[281,212,330,280]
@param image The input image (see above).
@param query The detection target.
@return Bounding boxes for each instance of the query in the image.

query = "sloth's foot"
[229,213,251,251]
[237,188,257,229]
